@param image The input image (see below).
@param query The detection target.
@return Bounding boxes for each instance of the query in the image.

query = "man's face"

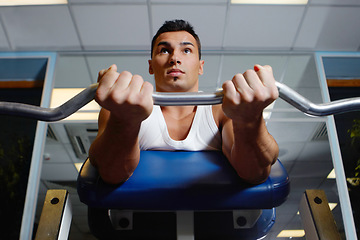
[149,31,204,92]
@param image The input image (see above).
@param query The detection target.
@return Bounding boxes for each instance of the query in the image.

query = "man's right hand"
[95,64,154,124]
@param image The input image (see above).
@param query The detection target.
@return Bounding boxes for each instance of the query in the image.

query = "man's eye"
[184,49,191,54]
[160,48,169,54]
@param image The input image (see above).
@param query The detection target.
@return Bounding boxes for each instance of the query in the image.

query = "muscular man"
[89,19,279,185]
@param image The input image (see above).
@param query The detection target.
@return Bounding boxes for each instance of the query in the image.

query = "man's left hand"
[221,64,279,125]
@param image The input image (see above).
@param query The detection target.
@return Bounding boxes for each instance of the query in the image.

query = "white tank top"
[139,105,222,151]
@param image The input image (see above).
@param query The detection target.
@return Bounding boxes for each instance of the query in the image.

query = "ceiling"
[0,0,360,52]
[1,0,359,239]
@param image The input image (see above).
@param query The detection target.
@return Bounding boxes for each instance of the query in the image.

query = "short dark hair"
[151,19,201,59]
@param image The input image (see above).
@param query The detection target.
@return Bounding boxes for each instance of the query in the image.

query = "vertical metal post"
[177,211,194,240]
[34,189,72,240]
[299,189,341,240]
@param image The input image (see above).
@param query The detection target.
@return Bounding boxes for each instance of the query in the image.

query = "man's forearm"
[229,117,279,184]
[89,116,142,184]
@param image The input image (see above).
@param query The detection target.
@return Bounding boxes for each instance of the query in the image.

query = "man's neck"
[160,105,197,120]
[155,82,199,119]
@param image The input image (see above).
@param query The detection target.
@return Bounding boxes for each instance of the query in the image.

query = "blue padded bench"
[77,151,290,239]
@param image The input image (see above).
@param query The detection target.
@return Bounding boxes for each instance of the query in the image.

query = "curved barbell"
[0,81,360,122]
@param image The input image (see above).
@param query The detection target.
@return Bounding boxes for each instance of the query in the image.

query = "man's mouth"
[167,69,184,77]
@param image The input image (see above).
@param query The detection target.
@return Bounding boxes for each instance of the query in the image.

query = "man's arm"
[221,65,279,184]
[89,64,153,184]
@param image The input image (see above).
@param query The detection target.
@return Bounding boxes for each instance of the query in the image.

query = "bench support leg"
[299,189,341,240]
[35,189,72,240]
[177,211,194,240]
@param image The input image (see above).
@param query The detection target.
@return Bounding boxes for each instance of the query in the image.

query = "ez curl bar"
[0,81,360,122]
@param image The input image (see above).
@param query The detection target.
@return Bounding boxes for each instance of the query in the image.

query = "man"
[89,20,279,185]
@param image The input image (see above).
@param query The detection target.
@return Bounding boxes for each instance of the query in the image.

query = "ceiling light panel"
[327,169,336,179]
[0,0,67,6]
[50,88,100,112]
[277,229,305,237]
[231,0,308,4]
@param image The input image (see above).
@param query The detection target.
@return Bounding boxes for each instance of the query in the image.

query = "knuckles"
[270,86,279,100]
[243,69,256,77]
[95,69,153,114]
[120,70,133,79]
[223,67,279,110]
[263,65,273,72]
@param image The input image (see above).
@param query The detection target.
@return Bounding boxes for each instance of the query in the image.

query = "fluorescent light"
[277,230,305,238]
[327,168,336,179]
[329,203,337,211]
[231,0,308,4]
[51,88,100,112]
[297,202,337,214]
[74,163,83,172]
[62,112,100,122]
[0,0,67,6]
[50,88,100,121]
[50,88,100,111]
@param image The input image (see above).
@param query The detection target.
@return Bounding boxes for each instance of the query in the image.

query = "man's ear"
[148,60,154,75]
[198,60,205,75]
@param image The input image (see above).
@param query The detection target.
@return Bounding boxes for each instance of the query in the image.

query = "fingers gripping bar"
[1,82,360,122]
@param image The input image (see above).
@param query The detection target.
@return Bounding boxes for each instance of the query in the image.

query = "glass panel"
[0,57,46,239]
[323,55,360,238]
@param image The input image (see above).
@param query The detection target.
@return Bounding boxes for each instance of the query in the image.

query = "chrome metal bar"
[276,81,360,117]
[153,90,223,106]
[0,83,98,122]
[0,81,360,122]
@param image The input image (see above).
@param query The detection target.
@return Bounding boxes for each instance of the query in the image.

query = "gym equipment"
[78,151,290,239]
[1,81,360,121]
[1,81,358,239]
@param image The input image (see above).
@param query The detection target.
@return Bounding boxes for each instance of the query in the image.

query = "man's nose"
[169,53,181,65]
